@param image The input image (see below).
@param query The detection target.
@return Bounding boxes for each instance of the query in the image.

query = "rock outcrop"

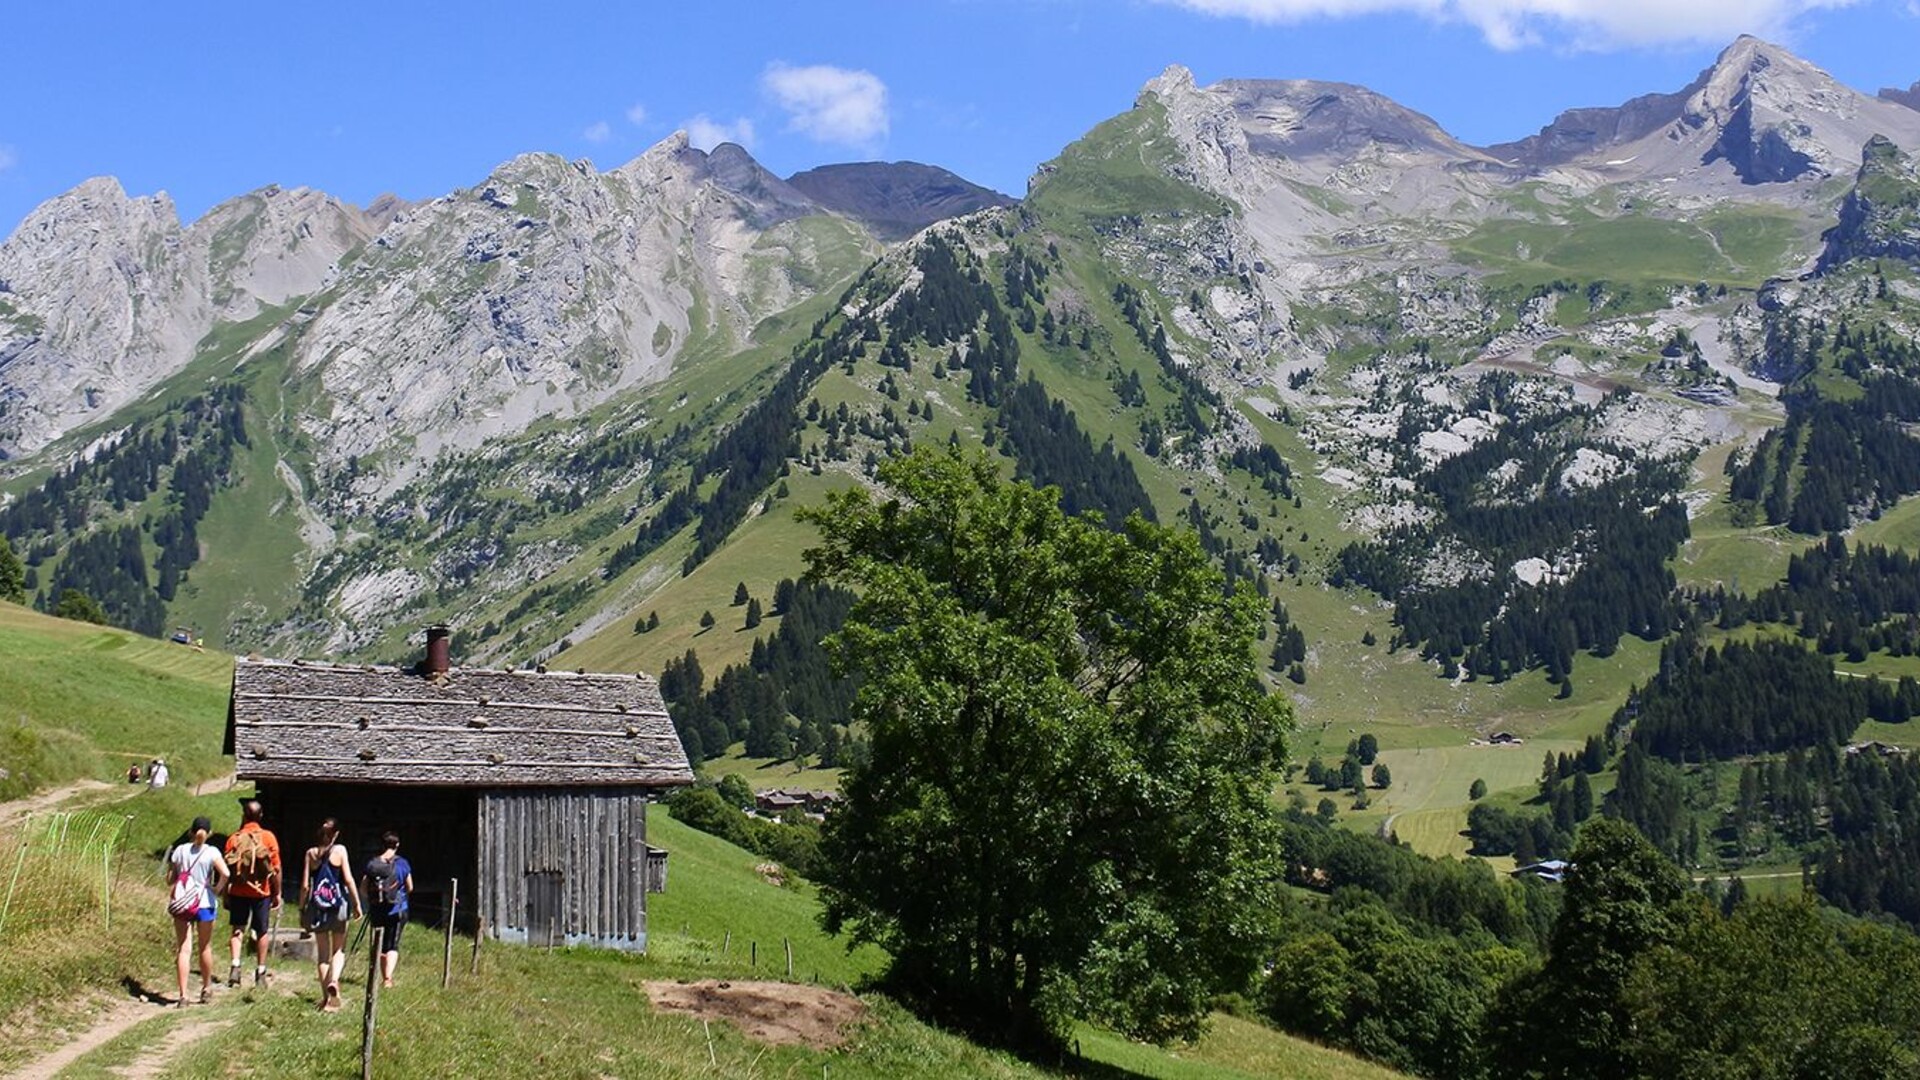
[1820,136,1920,270]
[0,181,374,458]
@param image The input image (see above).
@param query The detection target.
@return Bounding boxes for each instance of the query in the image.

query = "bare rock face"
[0,180,374,457]
[1882,82,1920,112]
[1492,36,1920,187]
[1820,136,1920,270]
[290,137,877,491]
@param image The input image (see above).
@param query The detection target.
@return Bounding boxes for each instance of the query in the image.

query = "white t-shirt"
[168,842,220,910]
[148,763,169,789]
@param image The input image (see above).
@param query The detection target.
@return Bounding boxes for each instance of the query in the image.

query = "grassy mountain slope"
[0,606,1406,1079]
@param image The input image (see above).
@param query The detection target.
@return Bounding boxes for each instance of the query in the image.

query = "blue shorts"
[194,906,215,923]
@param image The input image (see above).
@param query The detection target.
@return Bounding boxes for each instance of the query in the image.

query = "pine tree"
[733,582,750,606]
[699,610,716,630]
[0,538,25,604]
[744,598,763,629]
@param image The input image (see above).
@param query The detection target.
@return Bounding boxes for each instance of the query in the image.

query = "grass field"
[0,602,234,798]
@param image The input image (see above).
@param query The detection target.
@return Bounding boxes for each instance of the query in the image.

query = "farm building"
[223,626,692,951]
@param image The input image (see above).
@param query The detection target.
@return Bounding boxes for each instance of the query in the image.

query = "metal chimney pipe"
[425,624,452,676]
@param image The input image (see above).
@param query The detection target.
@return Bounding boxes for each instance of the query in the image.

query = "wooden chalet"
[223,626,692,952]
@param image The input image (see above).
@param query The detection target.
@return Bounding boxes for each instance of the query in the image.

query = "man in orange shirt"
[223,800,282,987]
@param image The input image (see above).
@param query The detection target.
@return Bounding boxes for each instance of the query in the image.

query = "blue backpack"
[305,854,347,927]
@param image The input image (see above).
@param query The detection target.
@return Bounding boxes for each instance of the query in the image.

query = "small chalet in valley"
[224,626,692,951]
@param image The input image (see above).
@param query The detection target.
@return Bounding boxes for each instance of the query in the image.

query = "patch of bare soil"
[5,995,156,1080]
[643,979,866,1050]
[0,779,114,828]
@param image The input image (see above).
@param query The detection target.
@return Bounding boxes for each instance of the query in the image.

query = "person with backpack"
[165,816,230,1007]
[362,832,413,988]
[222,800,282,988]
[299,817,362,1012]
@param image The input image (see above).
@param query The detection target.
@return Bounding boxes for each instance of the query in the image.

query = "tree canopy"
[803,446,1290,1047]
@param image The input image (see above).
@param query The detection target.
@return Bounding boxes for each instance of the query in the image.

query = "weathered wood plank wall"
[477,787,651,952]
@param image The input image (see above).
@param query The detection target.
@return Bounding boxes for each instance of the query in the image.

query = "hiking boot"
[254,967,270,988]
[227,964,241,988]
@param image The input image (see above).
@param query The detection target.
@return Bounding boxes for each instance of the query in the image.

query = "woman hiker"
[299,817,362,1012]
[165,815,230,1007]
[362,831,414,988]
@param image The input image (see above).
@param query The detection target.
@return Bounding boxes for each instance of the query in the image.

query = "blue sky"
[0,1,1916,230]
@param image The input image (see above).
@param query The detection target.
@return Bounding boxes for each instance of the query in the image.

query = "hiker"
[127,762,141,784]
[223,800,282,988]
[362,831,413,988]
[165,815,230,1007]
[300,817,361,1012]
[147,759,169,789]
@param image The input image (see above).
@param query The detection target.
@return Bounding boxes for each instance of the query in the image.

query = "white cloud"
[583,121,613,143]
[626,102,649,126]
[1156,0,1857,49]
[684,114,758,151]
[761,62,890,146]
[0,145,15,173]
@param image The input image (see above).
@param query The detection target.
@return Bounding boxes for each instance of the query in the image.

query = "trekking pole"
[442,877,458,990]
[266,889,283,979]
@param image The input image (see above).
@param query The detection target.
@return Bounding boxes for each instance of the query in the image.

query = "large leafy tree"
[1485,817,1697,1079]
[803,447,1290,1048]
[1624,898,1920,1078]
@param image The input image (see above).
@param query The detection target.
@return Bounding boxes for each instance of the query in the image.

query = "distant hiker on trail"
[223,800,282,988]
[147,759,169,789]
[127,762,141,784]
[362,831,414,988]
[300,817,361,1012]
[166,815,230,1007]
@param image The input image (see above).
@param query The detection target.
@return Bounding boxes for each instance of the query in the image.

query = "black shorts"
[371,912,406,952]
[225,894,272,933]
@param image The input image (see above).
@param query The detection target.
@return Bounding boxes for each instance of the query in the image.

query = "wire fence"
[0,810,134,941]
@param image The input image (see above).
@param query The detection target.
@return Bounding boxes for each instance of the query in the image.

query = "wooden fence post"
[547,916,556,954]
[361,926,384,1080]
[750,940,757,967]
[469,916,484,976]
[442,878,458,990]
[785,937,792,977]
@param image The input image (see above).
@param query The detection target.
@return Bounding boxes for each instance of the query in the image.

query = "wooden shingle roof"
[226,657,693,788]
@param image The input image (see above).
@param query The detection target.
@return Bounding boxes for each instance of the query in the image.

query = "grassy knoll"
[1454,205,1801,290]
[645,811,882,987]
[1078,1014,1410,1080]
[0,602,233,798]
[694,742,843,793]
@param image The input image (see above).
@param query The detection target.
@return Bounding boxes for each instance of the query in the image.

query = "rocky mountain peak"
[1491,36,1920,186]
[785,161,1015,241]
[1141,64,1200,104]
[693,142,819,229]
[1884,82,1920,112]
[1218,78,1485,164]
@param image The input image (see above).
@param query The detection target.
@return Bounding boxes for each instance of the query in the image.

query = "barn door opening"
[525,870,563,946]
